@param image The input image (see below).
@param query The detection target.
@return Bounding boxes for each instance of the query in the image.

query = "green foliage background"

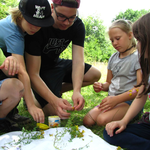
[112,8,150,22]
[60,16,116,63]
[1,2,150,149]
[0,0,18,19]
[1,0,150,63]
[60,8,150,63]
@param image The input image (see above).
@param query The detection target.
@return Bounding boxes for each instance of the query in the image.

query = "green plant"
[1,127,44,150]
[0,3,9,19]
[0,0,19,19]
[60,15,115,62]
[112,8,150,23]
[53,110,91,150]
[1,62,150,150]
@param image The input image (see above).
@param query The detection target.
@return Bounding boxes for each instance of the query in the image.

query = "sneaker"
[7,114,31,124]
[6,118,18,127]
[0,119,21,132]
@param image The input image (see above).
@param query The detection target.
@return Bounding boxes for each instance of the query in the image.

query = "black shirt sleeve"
[72,17,85,47]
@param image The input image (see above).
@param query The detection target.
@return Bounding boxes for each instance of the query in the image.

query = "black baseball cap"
[19,0,54,27]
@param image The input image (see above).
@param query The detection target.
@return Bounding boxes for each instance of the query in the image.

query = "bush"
[112,9,150,23]
[60,15,115,62]
[0,0,19,19]
[0,3,9,19]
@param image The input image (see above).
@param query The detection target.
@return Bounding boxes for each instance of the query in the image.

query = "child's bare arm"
[99,69,142,112]
[93,69,112,92]
[111,68,142,104]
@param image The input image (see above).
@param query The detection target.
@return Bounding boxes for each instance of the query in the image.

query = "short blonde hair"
[10,7,23,25]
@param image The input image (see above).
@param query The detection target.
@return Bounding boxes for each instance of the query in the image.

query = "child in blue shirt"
[0,0,54,128]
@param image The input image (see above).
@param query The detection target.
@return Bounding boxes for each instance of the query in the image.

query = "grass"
[18,62,108,136]
[1,62,150,149]
[16,62,108,137]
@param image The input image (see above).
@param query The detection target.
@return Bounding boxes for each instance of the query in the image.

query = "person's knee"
[14,78,24,88]
[97,115,108,126]
[7,78,23,88]
[95,68,101,81]
[9,78,24,99]
[90,66,101,82]
[83,113,95,127]
[84,67,101,84]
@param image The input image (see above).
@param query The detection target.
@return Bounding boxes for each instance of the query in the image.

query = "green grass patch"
[1,62,150,150]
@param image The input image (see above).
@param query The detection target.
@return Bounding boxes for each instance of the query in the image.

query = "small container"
[48,116,61,127]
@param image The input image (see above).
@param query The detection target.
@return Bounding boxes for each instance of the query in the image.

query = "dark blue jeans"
[103,123,150,150]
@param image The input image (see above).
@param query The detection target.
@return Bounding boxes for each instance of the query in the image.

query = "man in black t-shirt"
[25,0,101,119]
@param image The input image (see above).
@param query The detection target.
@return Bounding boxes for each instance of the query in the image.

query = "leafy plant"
[0,0,18,19]
[0,3,9,19]
[1,127,44,150]
[112,9,150,23]
[53,110,86,150]
[60,15,115,62]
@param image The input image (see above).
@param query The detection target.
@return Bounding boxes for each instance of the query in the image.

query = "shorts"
[0,79,6,87]
[34,58,92,108]
[125,100,132,105]
[0,79,7,106]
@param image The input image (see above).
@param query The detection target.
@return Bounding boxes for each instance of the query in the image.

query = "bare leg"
[83,102,130,127]
[34,66,101,116]
[61,66,101,93]
[83,106,101,127]
[42,103,56,117]
[96,102,130,126]
[0,78,24,118]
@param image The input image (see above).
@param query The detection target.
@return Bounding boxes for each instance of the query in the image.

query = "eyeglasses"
[54,7,77,23]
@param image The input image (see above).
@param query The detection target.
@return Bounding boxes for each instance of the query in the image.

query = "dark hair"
[132,12,150,96]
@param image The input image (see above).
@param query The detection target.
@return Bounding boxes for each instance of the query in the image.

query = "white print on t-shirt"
[33,5,45,19]
[114,77,120,90]
[43,38,69,54]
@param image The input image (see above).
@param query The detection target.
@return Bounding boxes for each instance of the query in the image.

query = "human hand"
[55,98,73,119]
[98,96,117,112]
[0,56,19,76]
[105,120,127,137]
[72,92,85,111]
[93,82,103,92]
[28,105,45,123]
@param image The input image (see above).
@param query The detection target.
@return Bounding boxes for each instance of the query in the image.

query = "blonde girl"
[83,19,142,127]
